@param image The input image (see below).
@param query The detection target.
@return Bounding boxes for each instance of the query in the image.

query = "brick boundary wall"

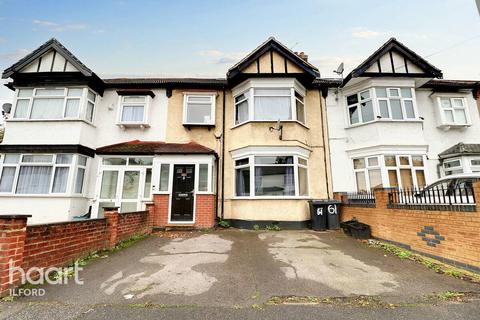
[0,208,151,297]
[335,181,480,273]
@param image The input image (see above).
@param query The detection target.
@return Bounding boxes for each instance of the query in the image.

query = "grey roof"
[439,143,480,159]
[2,38,94,79]
[103,77,227,87]
[420,79,479,90]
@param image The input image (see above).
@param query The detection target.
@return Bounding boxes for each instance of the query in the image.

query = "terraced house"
[0,37,478,227]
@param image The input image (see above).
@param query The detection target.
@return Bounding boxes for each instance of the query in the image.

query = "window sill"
[232,196,311,200]
[345,118,423,129]
[183,123,215,130]
[437,123,471,130]
[117,123,150,130]
[6,119,96,127]
[231,120,309,130]
[0,194,88,198]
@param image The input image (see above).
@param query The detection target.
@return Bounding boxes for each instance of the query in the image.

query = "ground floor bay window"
[234,152,309,198]
[353,154,426,191]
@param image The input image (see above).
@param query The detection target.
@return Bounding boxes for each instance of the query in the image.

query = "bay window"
[233,80,306,126]
[346,87,417,125]
[0,153,88,195]
[13,87,97,122]
[234,155,308,197]
[183,94,216,125]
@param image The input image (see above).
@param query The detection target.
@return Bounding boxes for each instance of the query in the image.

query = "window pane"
[0,167,16,192]
[390,99,403,119]
[298,166,308,196]
[86,101,95,122]
[359,90,370,100]
[404,100,415,118]
[379,100,389,118]
[416,170,426,187]
[471,159,480,166]
[75,168,85,193]
[159,164,170,191]
[235,94,247,103]
[353,158,365,169]
[388,170,399,187]
[255,88,290,96]
[78,156,87,166]
[235,158,249,166]
[360,101,374,122]
[295,91,304,102]
[14,100,30,118]
[367,157,378,167]
[444,160,461,168]
[355,172,367,192]
[400,169,414,188]
[440,98,451,108]
[198,164,208,192]
[122,105,144,122]
[376,88,387,98]
[454,109,467,124]
[56,154,72,164]
[87,90,96,102]
[18,89,33,97]
[296,99,305,124]
[144,168,152,198]
[52,167,69,193]
[4,154,20,164]
[186,104,212,123]
[187,96,211,103]
[123,96,146,103]
[67,88,83,97]
[122,171,140,199]
[412,156,423,167]
[298,158,308,166]
[128,157,153,166]
[254,166,295,196]
[16,166,52,194]
[100,171,118,198]
[399,156,410,165]
[235,100,248,124]
[120,202,137,213]
[255,156,293,164]
[254,96,291,120]
[103,158,127,165]
[35,88,64,96]
[346,94,358,105]
[65,99,80,117]
[349,105,359,124]
[235,167,250,196]
[384,156,396,166]
[388,88,400,97]
[368,169,383,189]
[22,155,53,163]
[452,99,464,107]
[444,110,454,122]
[400,88,412,98]
[31,98,64,119]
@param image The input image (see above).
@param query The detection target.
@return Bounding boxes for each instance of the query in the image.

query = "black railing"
[389,185,476,206]
[345,191,376,205]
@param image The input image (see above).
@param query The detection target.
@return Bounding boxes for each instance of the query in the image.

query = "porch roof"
[439,143,480,159]
[96,140,216,156]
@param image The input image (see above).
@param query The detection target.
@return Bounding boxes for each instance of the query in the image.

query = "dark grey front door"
[171,165,195,222]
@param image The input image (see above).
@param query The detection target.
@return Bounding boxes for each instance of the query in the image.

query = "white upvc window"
[117,95,150,126]
[346,87,417,126]
[12,87,97,123]
[443,158,463,176]
[438,97,469,126]
[234,155,309,198]
[183,93,216,125]
[0,153,88,195]
[233,80,307,126]
[470,159,480,173]
[353,156,382,191]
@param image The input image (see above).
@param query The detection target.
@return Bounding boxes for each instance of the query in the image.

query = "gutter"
[221,88,226,220]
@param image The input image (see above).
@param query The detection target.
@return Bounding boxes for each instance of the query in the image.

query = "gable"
[241,49,305,75]
[20,49,80,73]
[364,49,429,75]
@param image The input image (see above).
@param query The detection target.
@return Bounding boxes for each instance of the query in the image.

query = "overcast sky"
[0,0,479,113]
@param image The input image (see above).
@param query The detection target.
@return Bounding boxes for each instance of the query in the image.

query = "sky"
[0,0,479,119]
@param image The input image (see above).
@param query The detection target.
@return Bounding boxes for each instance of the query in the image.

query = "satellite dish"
[333,62,344,76]
[2,103,12,114]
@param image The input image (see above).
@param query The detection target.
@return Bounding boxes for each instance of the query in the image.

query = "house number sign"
[316,205,338,216]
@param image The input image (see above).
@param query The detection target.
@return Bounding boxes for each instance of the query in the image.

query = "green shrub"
[218,220,231,228]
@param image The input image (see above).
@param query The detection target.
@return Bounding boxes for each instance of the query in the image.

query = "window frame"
[11,87,97,123]
[443,158,463,176]
[182,93,216,126]
[437,97,470,126]
[232,80,307,127]
[0,153,88,196]
[233,154,309,199]
[117,95,150,126]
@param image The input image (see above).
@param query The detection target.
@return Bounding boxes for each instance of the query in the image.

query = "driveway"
[7,229,479,309]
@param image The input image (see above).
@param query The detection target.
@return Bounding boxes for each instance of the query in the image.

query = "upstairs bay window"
[346,87,417,126]
[13,88,97,122]
[0,153,88,195]
[235,155,308,197]
[183,94,216,125]
[233,81,306,126]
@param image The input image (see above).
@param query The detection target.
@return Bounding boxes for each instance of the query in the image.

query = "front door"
[171,165,195,222]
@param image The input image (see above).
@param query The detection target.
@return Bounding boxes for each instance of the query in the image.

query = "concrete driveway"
[10,229,479,308]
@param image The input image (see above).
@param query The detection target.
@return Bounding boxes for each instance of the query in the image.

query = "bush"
[218,220,230,228]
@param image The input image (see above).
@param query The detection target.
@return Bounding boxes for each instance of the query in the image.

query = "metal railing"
[388,185,476,206]
[345,191,376,205]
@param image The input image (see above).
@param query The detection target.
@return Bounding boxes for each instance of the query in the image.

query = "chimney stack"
[295,51,308,62]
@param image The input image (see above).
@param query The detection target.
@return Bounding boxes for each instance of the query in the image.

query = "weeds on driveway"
[366,240,480,283]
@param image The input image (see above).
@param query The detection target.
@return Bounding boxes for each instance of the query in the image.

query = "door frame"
[169,164,196,223]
